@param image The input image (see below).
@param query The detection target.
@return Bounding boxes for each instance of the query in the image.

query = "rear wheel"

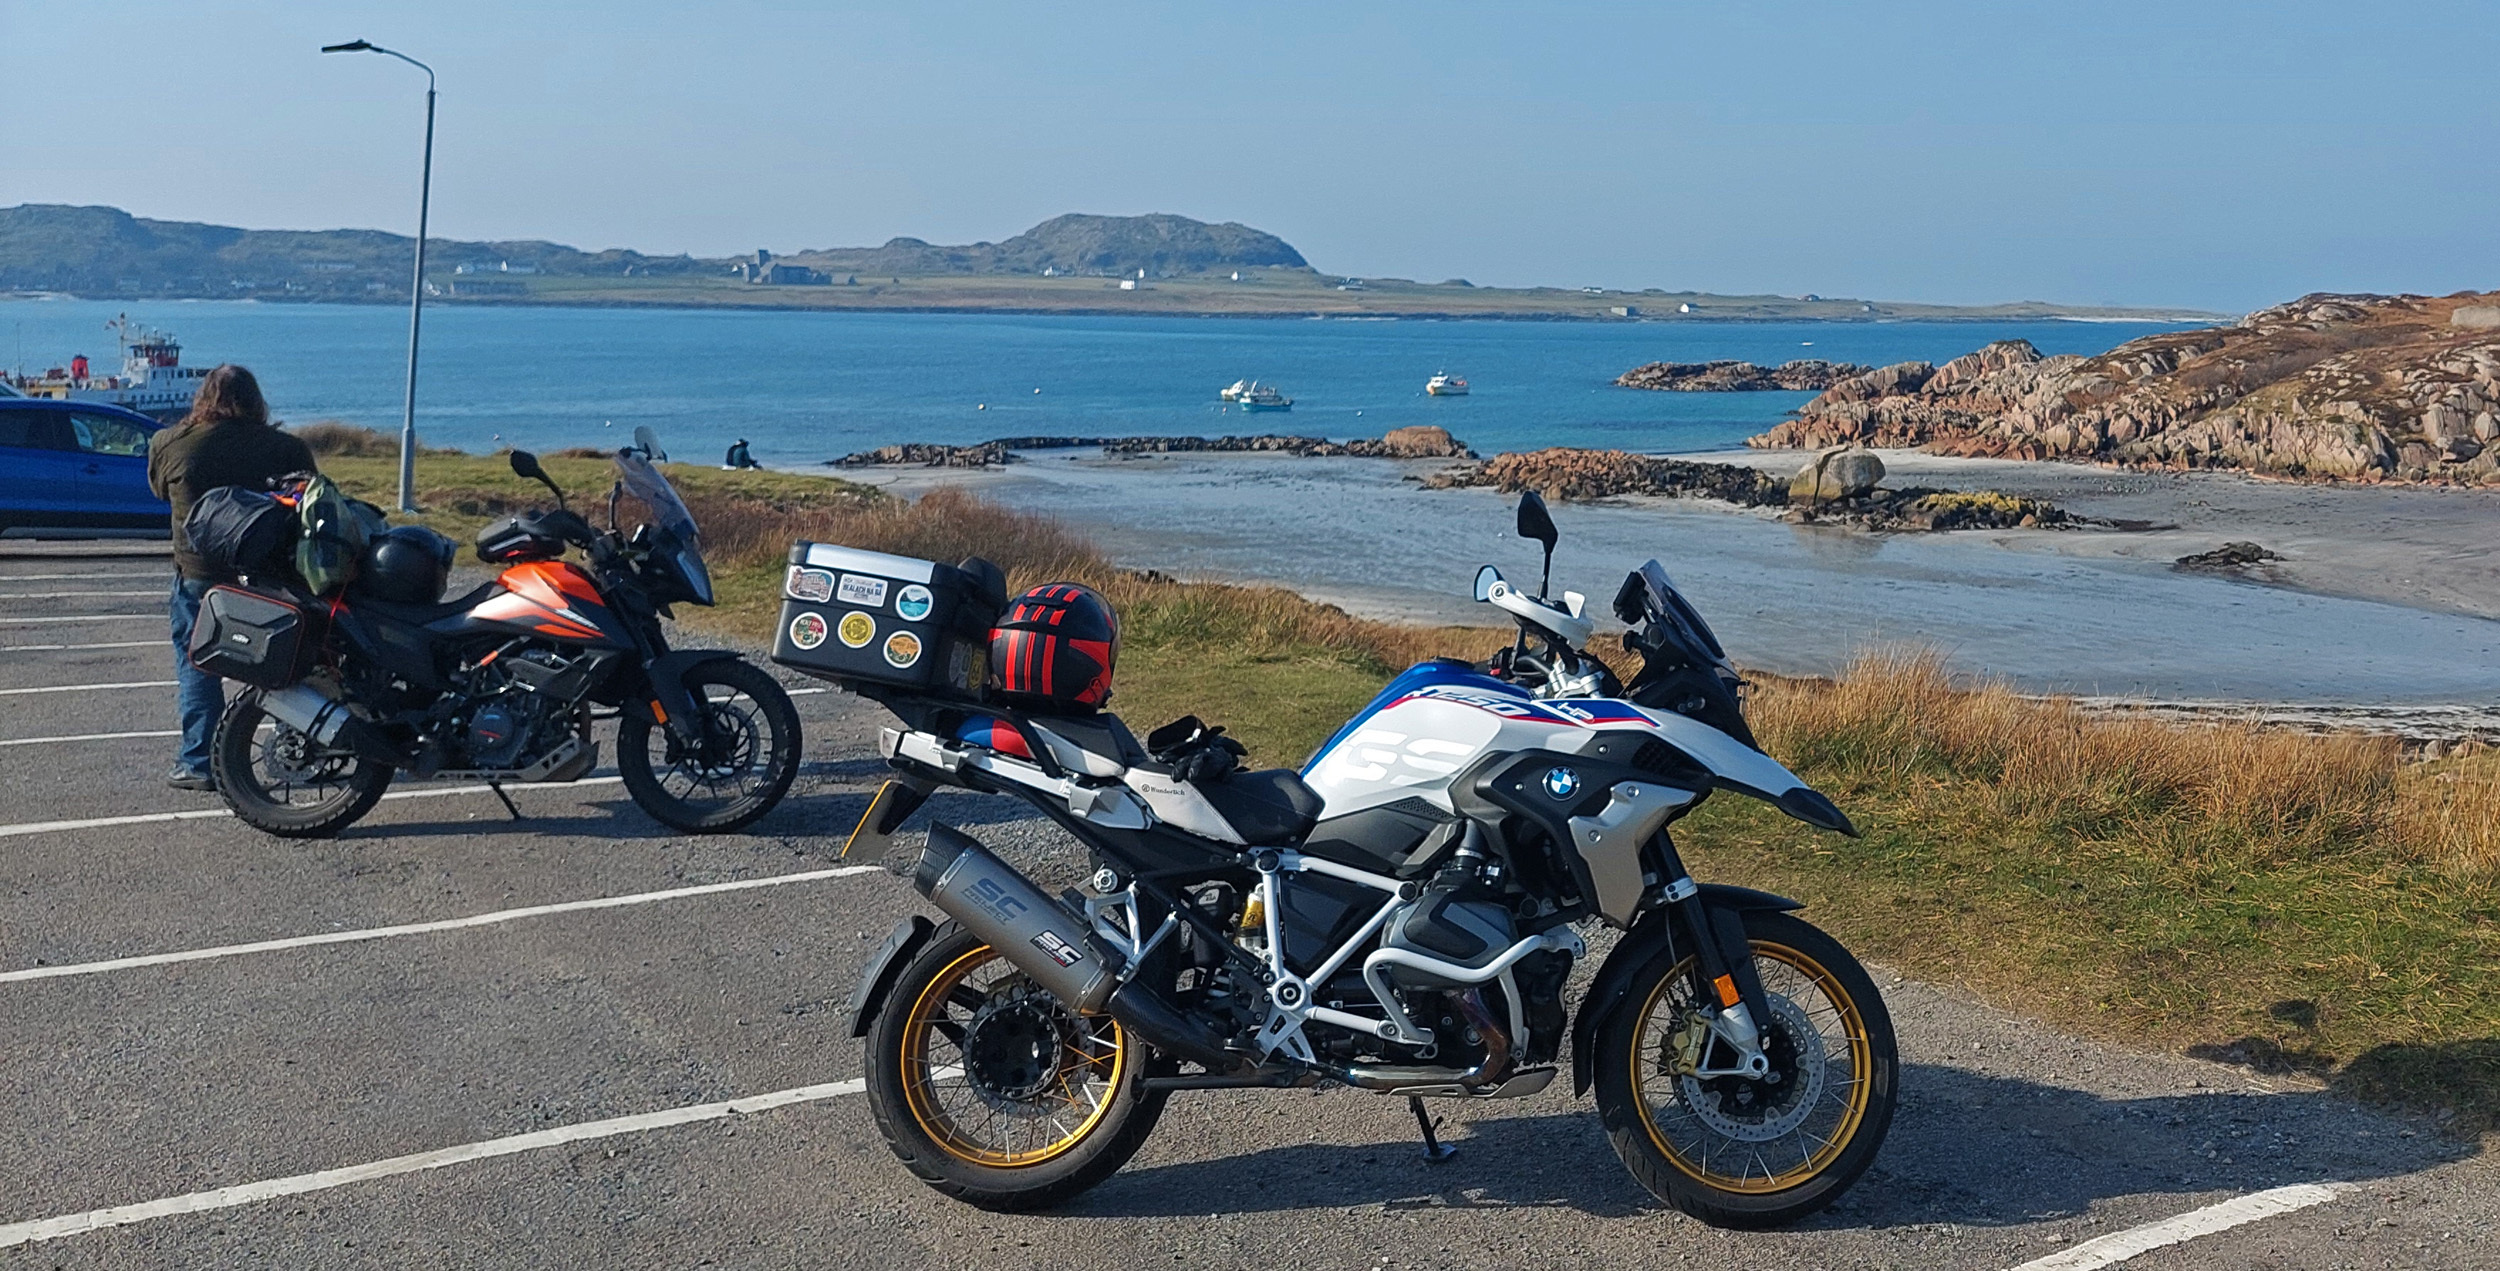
[864,922,1165,1210]
[1594,908,1897,1228]
[616,659,799,834]
[210,692,394,838]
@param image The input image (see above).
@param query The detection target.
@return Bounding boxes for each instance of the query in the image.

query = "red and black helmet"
[989,583,1119,712]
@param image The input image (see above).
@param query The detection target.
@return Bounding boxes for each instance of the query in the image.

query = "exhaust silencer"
[259,683,398,765]
[913,824,1120,1014]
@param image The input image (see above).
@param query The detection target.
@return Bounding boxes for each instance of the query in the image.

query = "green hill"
[787,213,1309,278]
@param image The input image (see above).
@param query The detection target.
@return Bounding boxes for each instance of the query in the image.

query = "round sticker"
[882,630,923,669]
[787,612,828,650]
[895,583,934,622]
[838,611,876,648]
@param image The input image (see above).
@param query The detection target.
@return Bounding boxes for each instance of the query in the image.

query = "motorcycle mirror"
[1515,491,1558,596]
[1473,564,1503,602]
[508,449,567,510]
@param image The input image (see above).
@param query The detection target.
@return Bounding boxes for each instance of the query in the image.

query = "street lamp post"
[323,39,433,513]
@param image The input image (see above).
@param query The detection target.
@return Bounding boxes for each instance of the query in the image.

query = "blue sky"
[2,0,2491,310]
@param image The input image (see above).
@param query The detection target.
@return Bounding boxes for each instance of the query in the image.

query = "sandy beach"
[823,446,2500,715]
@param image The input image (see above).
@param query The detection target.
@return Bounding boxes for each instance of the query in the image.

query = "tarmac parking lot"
[1,541,2493,1270]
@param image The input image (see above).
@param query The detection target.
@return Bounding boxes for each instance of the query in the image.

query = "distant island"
[0,204,2220,323]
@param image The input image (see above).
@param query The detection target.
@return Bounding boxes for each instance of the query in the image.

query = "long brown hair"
[182,364,269,428]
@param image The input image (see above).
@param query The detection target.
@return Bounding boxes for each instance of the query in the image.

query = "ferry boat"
[3,316,210,421]
[1425,371,1469,396]
[1236,382,1292,412]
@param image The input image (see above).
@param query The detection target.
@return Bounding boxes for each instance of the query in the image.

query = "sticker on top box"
[837,574,889,607]
[788,612,828,650]
[895,583,934,621]
[838,612,876,648]
[785,567,835,604]
[882,630,923,669]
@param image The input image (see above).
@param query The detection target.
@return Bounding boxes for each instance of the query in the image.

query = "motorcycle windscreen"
[616,450,713,604]
[1638,560,1731,667]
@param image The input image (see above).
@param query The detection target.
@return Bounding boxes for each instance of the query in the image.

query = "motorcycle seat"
[350,581,500,627]
[1196,768,1325,846]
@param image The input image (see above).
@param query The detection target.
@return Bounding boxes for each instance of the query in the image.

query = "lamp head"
[321,40,374,53]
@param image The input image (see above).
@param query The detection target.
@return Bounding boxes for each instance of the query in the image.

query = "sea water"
[0,298,2185,461]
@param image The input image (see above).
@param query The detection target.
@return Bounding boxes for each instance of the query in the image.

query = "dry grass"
[2396,753,2500,878]
[287,421,464,459]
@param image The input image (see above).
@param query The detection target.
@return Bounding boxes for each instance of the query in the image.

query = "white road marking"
[2,864,885,983]
[0,614,155,626]
[0,590,163,600]
[0,774,629,840]
[2005,1183,2350,1271]
[0,679,174,696]
[0,1077,870,1249]
[0,572,171,582]
[0,729,181,748]
[0,640,163,652]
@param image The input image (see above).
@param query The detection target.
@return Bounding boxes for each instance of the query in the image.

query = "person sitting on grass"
[724,438,760,469]
[145,365,317,792]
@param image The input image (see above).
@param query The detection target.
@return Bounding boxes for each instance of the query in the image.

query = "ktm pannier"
[187,583,325,690]
[770,542,1005,695]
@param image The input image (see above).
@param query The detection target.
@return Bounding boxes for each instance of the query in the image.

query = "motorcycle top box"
[770,542,1004,695]
[188,582,325,691]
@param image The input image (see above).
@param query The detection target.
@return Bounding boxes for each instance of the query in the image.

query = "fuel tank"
[428,561,634,648]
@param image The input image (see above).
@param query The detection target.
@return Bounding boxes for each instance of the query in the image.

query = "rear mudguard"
[634,649,748,746]
[849,915,937,1039]
[1569,884,1803,1097]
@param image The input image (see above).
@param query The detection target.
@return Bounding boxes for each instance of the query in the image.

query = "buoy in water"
[977,404,987,410]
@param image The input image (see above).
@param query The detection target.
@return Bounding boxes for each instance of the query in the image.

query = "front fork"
[1656,843,1775,1080]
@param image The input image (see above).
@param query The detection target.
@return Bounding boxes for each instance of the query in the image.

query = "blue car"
[0,399,170,532]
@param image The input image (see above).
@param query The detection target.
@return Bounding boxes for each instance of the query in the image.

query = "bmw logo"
[1543,767,1582,800]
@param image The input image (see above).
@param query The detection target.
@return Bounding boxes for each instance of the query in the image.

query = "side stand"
[487,782,524,821]
[1410,1096,1456,1161]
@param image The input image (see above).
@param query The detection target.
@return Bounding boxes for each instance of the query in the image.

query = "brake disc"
[1676,991,1829,1143]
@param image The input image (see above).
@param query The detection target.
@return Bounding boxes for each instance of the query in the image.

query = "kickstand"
[1410,1096,1456,1162]
[487,782,524,821]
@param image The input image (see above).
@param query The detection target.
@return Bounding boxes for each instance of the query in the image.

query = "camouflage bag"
[292,474,387,596]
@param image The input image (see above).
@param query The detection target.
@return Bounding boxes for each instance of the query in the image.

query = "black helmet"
[989,583,1118,712]
[360,525,458,604]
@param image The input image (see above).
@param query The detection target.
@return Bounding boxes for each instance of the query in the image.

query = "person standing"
[146,365,316,791]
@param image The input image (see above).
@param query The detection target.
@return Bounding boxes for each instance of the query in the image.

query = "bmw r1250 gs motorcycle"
[834,492,1895,1228]
[197,447,799,838]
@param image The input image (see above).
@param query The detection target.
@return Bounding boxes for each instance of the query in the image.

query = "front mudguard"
[1568,884,1803,1097]
[849,915,937,1039]
[630,649,748,748]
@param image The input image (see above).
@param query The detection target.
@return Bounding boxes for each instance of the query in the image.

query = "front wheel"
[615,658,799,834]
[210,692,394,838]
[863,922,1166,1210]
[1594,908,1897,1228]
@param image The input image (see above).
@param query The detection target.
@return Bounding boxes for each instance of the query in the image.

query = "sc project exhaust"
[912,823,1237,1068]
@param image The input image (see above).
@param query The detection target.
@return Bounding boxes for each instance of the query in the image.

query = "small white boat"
[1425,372,1469,397]
[1219,378,1253,402]
[1237,382,1292,412]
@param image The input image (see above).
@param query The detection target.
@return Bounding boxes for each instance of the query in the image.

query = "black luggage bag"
[188,584,325,690]
[183,486,296,582]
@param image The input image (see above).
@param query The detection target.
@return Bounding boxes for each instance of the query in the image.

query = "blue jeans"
[169,578,224,775]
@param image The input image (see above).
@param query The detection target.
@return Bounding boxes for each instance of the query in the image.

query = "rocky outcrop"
[1425,446,2090,532]
[2176,541,2283,571]
[831,426,1475,467]
[1615,358,1870,392]
[1425,448,1789,505]
[1750,291,2500,485]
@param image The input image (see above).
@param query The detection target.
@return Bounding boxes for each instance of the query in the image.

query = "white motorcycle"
[838,491,1896,1228]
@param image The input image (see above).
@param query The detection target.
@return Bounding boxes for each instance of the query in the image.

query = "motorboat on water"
[1426,371,1470,396]
[1236,382,1292,412]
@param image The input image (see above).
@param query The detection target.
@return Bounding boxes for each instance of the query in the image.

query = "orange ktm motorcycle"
[195,448,799,837]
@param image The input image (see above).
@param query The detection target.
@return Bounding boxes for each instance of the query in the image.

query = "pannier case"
[188,583,324,690]
[770,542,999,694]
